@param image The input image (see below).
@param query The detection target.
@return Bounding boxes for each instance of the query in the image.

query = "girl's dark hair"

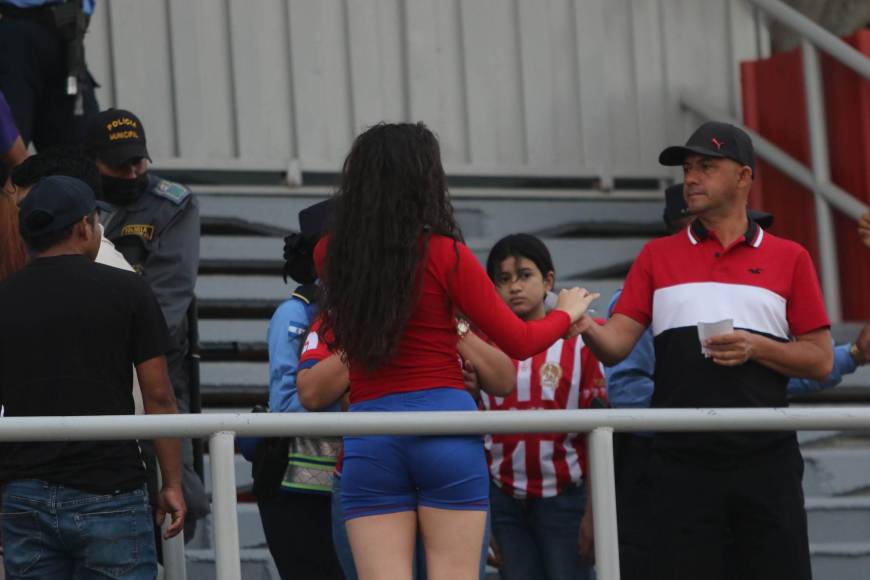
[485,233,555,281]
[320,122,461,371]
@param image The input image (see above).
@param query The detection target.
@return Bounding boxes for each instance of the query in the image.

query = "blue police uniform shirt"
[604,288,857,409]
[267,291,341,415]
[1,0,95,15]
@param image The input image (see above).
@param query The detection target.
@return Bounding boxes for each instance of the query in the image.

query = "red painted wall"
[741,30,870,320]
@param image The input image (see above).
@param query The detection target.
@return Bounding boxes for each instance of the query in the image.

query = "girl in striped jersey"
[480,234,608,580]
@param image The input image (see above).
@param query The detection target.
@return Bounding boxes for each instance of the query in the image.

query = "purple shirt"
[0,92,21,154]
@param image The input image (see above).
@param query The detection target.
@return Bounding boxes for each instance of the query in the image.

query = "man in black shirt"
[0,175,186,578]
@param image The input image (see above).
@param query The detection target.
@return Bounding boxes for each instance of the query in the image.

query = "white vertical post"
[754,6,772,60]
[209,431,241,580]
[589,427,620,580]
[801,39,842,323]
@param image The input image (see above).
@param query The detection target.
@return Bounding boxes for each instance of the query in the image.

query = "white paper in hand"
[698,319,734,357]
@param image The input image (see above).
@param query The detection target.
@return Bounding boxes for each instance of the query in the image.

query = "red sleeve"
[786,249,830,336]
[299,318,333,366]
[437,238,571,360]
[313,236,328,280]
[613,244,654,327]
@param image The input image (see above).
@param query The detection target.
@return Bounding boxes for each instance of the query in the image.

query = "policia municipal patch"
[120,224,155,241]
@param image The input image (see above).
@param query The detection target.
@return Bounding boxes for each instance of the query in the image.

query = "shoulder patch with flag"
[151,179,191,205]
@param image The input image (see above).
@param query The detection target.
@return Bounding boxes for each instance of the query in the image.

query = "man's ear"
[738,165,753,188]
[75,216,94,241]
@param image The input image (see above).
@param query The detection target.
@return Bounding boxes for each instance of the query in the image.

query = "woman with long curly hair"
[316,122,598,580]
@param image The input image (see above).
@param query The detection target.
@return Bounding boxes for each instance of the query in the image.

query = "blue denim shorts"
[341,387,490,521]
[1,479,157,579]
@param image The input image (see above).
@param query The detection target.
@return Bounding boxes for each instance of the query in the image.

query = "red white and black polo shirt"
[614,216,830,455]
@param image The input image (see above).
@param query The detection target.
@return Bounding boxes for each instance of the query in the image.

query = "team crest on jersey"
[539,362,563,389]
[302,331,319,354]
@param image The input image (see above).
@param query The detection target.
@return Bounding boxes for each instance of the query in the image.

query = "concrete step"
[200,361,268,404]
[185,548,279,580]
[198,192,664,240]
[803,448,870,497]
[196,275,291,302]
[200,319,268,344]
[186,502,264,551]
[798,431,843,446]
[806,497,870,544]
[198,234,651,283]
[201,235,283,263]
[810,543,870,580]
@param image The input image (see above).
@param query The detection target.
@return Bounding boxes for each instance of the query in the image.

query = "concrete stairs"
[799,430,870,579]
[194,185,666,406]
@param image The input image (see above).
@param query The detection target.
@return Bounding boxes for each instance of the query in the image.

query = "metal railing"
[4,407,870,580]
[688,0,870,323]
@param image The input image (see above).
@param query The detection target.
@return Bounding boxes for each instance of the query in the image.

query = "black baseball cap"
[18,176,107,237]
[84,108,151,166]
[662,181,774,229]
[659,121,755,173]
[298,199,332,241]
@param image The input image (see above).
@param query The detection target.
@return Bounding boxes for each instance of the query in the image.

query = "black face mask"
[101,172,149,206]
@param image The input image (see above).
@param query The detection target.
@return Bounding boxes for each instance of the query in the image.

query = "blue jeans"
[490,481,593,580]
[331,475,491,580]
[1,479,157,579]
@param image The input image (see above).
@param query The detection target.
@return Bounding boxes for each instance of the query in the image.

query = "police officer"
[0,0,99,148]
[84,107,209,539]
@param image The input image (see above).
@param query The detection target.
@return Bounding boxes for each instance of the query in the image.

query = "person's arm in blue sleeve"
[603,289,656,409]
[786,342,857,395]
[267,298,310,413]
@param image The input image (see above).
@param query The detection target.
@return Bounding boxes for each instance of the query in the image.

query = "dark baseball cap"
[84,108,150,166]
[298,199,332,241]
[19,175,108,237]
[662,182,773,229]
[659,121,755,173]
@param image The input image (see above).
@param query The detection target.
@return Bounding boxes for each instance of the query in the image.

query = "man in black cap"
[607,180,869,579]
[0,175,186,577]
[577,121,833,580]
[84,108,208,538]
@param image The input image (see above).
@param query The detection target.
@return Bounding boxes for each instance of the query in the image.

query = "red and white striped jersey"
[480,335,607,498]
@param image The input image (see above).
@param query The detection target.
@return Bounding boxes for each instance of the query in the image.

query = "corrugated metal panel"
[84,0,762,180]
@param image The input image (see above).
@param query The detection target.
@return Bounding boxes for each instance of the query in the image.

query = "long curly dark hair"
[320,123,461,371]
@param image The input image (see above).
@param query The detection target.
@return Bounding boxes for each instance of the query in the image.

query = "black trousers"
[258,491,345,580]
[0,14,98,149]
[648,439,811,580]
[613,434,654,580]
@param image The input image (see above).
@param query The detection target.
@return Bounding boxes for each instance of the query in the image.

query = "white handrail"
[4,408,870,580]
[3,407,870,439]
[748,0,870,80]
